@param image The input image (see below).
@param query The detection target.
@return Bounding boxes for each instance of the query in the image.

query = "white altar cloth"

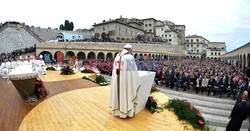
[135,71,156,114]
[8,65,38,80]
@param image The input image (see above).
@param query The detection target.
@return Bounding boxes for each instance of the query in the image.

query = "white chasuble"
[109,49,141,118]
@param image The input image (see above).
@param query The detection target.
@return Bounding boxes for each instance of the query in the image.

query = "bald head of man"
[242,91,248,101]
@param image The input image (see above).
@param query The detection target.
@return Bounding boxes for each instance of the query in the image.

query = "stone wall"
[221,42,250,68]
[29,27,93,41]
[94,22,144,41]
[36,42,185,55]
[0,26,39,53]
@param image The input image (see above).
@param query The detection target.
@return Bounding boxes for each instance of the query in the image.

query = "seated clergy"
[1,59,8,79]
[11,59,17,69]
[22,56,29,66]
[6,60,12,72]
[0,60,7,77]
[38,55,47,75]
[17,56,23,66]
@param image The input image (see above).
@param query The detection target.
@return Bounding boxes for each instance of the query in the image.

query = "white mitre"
[124,44,132,49]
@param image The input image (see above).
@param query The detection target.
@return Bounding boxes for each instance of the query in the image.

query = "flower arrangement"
[81,69,95,73]
[164,99,210,130]
[46,66,56,71]
[150,85,160,93]
[61,65,75,75]
[82,75,108,86]
[34,79,48,99]
[146,96,163,113]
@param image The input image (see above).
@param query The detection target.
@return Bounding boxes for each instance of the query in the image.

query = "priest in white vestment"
[11,60,17,69]
[0,60,7,77]
[17,56,23,66]
[1,59,8,78]
[109,44,141,118]
[23,56,29,66]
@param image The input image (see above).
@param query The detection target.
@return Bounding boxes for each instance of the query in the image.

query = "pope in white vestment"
[109,44,141,118]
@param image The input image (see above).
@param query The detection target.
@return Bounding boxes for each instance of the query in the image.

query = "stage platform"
[40,71,96,82]
[0,71,98,131]
[19,86,194,131]
[0,71,194,131]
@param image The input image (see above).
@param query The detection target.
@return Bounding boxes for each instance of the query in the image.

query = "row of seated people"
[134,59,248,100]
[0,46,36,62]
[155,70,249,100]
[0,55,46,78]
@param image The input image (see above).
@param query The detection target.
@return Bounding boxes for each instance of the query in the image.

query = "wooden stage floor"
[0,71,98,131]
[18,86,194,131]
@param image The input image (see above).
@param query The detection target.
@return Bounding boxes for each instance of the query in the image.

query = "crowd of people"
[136,59,249,100]
[79,58,249,101]
[0,46,36,63]
[63,58,250,101]
[2,50,249,101]
[0,55,47,78]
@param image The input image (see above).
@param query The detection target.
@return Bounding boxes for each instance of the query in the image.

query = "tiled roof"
[185,35,209,41]
[93,20,144,31]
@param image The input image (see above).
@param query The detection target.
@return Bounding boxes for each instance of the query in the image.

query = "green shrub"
[46,67,56,71]
[82,75,108,86]
[61,66,75,75]
[96,75,107,83]
[150,85,160,93]
[164,99,210,130]
[81,69,95,73]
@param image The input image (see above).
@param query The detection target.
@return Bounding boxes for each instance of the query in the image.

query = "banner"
[71,56,77,61]
[44,54,51,63]
[57,52,63,63]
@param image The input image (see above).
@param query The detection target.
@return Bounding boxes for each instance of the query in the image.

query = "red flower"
[189,104,193,110]
[152,86,155,90]
[195,108,201,115]
[198,120,204,125]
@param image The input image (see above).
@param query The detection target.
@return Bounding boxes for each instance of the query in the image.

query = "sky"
[0,0,249,51]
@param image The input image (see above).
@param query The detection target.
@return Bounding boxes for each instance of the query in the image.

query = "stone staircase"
[22,26,44,42]
[157,86,250,131]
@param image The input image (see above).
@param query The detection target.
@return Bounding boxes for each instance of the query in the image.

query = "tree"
[59,24,64,30]
[64,20,70,30]
[59,20,74,31]
[69,22,74,30]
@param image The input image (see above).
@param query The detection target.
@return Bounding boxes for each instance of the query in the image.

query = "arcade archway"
[87,52,96,59]
[106,52,113,60]
[97,52,105,61]
[39,51,52,63]
[77,52,86,60]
